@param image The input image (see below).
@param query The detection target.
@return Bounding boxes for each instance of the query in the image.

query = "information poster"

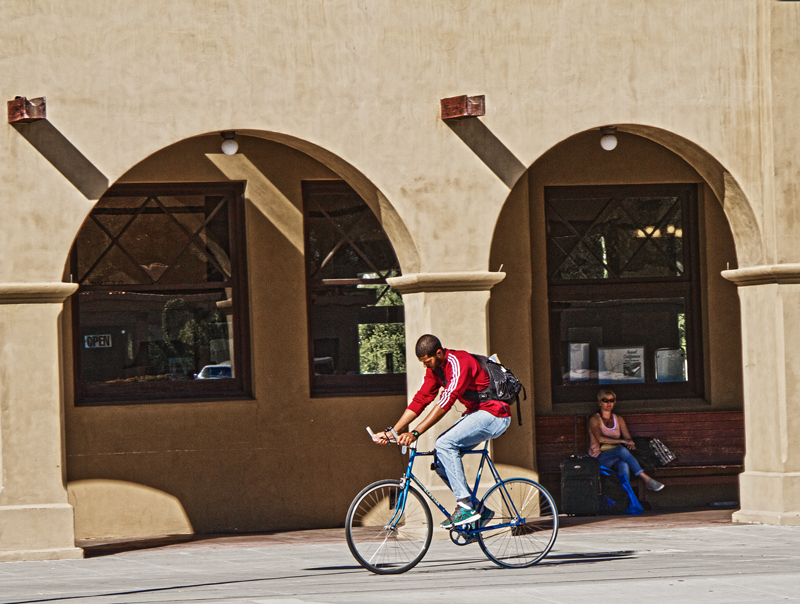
[598,346,645,384]
[568,342,590,381]
[655,348,686,382]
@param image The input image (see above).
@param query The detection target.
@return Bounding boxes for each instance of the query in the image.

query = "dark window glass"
[72,184,249,404]
[303,181,406,396]
[545,184,701,403]
[547,194,685,280]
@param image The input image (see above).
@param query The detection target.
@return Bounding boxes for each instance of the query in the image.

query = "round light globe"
[600,134,618,151]
[221,138,239,155]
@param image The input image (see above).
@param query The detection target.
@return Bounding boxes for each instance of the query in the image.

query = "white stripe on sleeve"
[438,355,460,409]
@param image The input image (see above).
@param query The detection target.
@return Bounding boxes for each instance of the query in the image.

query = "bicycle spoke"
[367,531,395,566]
[346,480,433,574]
[478,478,558,568]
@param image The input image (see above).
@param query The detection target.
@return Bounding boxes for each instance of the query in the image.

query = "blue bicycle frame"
[386,444,527,535]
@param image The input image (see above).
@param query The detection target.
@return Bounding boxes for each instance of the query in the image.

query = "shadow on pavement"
[77,507,734,558]
[308,550,636,574]
[79,528,346,558]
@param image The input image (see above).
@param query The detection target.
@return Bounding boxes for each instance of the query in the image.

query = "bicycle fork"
[383,477,410,530]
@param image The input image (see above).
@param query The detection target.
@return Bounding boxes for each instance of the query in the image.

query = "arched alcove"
[488,127,747,508]
[61,131,414,538]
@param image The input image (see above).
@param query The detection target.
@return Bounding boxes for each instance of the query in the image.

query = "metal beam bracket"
[8,96,46,123]
[440,95,485,120]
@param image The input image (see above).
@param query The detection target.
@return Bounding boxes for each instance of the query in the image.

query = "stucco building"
[1,0,799,561]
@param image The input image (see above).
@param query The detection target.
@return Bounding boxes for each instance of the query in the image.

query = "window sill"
[74,394,257,407]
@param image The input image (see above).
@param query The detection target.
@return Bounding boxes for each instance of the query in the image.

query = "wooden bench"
[535,411,745,494]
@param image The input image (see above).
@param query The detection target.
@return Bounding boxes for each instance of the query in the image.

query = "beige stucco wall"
[0,1,779,282]
[0,0,799,556]
[0,295,83,560]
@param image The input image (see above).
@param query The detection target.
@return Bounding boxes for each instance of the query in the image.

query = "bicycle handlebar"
[366,426,400,441]
[366,426,415,452]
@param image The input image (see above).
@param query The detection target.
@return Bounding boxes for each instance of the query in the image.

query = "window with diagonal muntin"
[72,183,249,404]
[303,181,405,396]
[544,184,702,404]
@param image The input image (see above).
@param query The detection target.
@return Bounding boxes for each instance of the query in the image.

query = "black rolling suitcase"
[560,455,601,515]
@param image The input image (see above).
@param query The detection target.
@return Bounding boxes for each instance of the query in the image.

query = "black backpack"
[461,354,526,426]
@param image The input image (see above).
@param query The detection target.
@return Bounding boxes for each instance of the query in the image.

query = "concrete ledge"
[732,509,800,526]
[0,503,83,561]
[721,264,800,286]
[387,271,506,294]
[735,471,800,525]
[0,547,83,562]
[0,282,78,304]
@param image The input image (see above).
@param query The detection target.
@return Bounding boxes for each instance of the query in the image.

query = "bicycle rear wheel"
[477,478,558,568]
[345,479,433,574]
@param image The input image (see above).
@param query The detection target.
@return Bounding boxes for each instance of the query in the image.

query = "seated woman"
[589,389,665,492]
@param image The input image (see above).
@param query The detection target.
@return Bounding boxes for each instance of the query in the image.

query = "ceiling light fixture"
[220,131,238,155]
[600,126,618,151]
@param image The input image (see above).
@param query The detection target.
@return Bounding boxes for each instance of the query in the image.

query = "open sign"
[84,334,112,349]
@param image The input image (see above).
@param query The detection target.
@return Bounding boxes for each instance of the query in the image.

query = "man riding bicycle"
[373,334,511,528]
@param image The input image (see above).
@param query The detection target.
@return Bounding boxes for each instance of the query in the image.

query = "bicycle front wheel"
[477,478,558,568]
[345,479,433,574]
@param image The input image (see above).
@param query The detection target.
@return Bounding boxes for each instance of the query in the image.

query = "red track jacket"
[408,349,510,418]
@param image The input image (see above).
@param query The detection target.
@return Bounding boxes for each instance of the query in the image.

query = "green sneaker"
[441,506,481,528]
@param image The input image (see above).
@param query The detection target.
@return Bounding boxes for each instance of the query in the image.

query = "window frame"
[544,183,704,404]
[302,180,406,397]
[71,182,251,405]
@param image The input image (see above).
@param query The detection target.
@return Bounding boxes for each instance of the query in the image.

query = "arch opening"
[61,131,414,539]
[488,127,747,509]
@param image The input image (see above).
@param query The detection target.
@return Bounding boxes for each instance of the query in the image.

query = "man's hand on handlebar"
[369,427,401,444]
[368,426,417,446]
[373,430,393,444]
[397,432,418,447]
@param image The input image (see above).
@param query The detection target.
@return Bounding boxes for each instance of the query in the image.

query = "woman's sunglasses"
[601,398,616,403]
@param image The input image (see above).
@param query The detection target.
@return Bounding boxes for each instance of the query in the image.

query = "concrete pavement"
[1,509,799,604]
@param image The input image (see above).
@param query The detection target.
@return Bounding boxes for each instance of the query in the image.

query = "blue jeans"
[434,411,511,505]
[597,445,644,480]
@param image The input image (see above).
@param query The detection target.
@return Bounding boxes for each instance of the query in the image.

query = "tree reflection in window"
[303,181,406,396]
[546,193,684,280]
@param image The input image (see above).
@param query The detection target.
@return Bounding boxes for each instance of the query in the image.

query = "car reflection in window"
[195,362,233,379]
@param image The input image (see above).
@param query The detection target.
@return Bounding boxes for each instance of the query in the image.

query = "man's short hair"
[415,334,443,358]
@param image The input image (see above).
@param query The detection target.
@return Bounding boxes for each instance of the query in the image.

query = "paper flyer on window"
[568,342,591,381]
[598,346,645,384]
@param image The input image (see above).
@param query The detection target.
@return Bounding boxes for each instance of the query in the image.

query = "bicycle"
[345,427,559,574]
